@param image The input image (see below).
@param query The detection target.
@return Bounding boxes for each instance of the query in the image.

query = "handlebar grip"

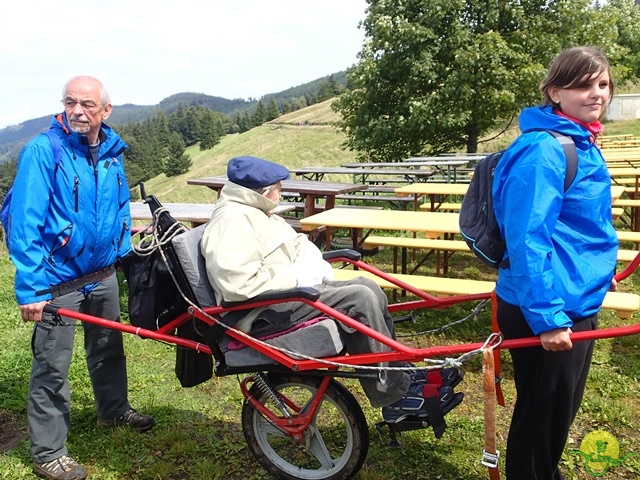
[43,304,59,315]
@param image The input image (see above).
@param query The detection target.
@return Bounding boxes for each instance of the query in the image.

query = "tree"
[333,0,622,159]
[0,158,17,204]
[266,98,281,121]
[239,111,253,133]
[603,0,640,82]
[164,132,192,177]
[198,109,226,151]
[252,100,268,126]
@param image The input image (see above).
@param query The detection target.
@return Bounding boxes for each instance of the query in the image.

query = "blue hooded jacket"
[7,114,132,304]
[493,105,617,335]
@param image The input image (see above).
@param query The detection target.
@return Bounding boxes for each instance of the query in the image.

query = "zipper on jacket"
[118,219,129,251]
[73,177,79,212]
[117,172,125,207]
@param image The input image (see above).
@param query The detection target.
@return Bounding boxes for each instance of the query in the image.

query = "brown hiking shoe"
[33,455,87,480]
[97,408,155,432]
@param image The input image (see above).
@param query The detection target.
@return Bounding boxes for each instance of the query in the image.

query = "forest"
[0,74,345,203]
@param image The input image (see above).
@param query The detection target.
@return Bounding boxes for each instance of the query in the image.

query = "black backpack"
[459,130,577,269]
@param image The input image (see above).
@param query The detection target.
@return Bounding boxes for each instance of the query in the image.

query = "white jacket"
[201,181,330,332]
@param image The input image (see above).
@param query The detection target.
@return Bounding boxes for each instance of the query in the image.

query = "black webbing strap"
[422,383,447,439]
[203,309,249,346]
[36,264,117,298]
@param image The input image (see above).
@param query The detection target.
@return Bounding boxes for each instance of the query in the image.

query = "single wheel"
[241,373,369,480]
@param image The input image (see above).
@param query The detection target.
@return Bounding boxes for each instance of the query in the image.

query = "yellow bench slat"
[419,202,462,212]
[618,249,640,263]
[362,236,470,252]
[332,269,639,315]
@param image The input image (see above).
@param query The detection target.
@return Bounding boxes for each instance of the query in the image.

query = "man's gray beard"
[69,124,90,135]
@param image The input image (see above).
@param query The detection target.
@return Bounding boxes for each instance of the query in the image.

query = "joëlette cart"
[40,189,640,480]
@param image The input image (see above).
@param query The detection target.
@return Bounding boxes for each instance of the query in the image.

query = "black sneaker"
[98,408,155,432]
[33,455,87,480]
[406,364,464,388]
[382,383,457,424]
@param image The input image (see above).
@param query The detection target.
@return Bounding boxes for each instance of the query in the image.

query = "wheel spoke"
[242,373,369,480]
[255,414,287,437]
[305,424,336,470]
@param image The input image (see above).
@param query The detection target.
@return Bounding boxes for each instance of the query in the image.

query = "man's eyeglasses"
[61,98,102,112]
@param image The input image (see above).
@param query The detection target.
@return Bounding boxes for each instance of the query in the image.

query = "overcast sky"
[0,0,368,129]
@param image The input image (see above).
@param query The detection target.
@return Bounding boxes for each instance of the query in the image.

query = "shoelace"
[40,455,77,472]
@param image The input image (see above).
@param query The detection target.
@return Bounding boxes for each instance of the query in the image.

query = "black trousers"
[497,296,597,480]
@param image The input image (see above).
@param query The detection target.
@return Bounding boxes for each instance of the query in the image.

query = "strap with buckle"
[482,344,501,479]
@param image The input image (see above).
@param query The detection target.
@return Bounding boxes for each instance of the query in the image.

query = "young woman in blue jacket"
[492,46,618,479]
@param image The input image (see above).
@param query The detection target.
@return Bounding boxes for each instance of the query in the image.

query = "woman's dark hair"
[540,46,614,111]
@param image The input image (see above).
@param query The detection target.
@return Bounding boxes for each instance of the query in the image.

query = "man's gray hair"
[62,76,111,106]
[253,181,281,196]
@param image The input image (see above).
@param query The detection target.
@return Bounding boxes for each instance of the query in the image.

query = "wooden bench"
[332,269,640,318]
[335,193,415,210]
[419,202,462,212]
[280,202,383,216]
[618,249,640,264]
[282,217,326,239]
[362,235,470,274]
[362,234,639,274]
[612,207,625,221]
[613,198,640,207]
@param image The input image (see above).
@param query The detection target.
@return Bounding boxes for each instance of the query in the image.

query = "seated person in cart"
[201,155,464,430]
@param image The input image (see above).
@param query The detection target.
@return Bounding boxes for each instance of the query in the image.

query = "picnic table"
[130,202,296,228]
[394,182,470,211]
[403,156,482,182]
[341,159,469,183]
[187,175,367,219]
[393,183,625,212]
[299,207,461,277]
[300,207,458,248]
[289,166,435,184]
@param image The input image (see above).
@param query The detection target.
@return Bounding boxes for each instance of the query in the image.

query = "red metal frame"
[48,252,640,372]
[240,375,334,443]
[43,251,640,448]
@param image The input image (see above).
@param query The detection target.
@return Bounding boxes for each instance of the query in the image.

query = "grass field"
[1,102,640,479]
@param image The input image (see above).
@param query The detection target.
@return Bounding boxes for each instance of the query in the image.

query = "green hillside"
[138,98,640,204]
[140,99,357,203]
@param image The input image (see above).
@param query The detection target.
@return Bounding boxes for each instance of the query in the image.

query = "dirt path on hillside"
[0,411,27,453]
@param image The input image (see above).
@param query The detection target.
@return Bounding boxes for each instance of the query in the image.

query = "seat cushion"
[224,318,345,367]
[171,223,217,307]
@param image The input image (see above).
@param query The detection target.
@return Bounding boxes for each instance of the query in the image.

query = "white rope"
[133,211,490,374]
[397,299,490,338]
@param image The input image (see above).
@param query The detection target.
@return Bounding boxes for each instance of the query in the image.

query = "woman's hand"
[540,327,573,351]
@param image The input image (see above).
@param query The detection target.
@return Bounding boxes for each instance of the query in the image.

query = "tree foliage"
[333,0,633,159]
[0,158,17,204]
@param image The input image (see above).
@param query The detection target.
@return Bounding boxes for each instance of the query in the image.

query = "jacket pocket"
[47,223,86,267]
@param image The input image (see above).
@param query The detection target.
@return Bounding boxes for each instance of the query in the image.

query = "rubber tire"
[241,373,369,480]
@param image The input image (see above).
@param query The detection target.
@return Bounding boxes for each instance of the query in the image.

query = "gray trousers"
[28,274,130,463]
[252,276,410,407]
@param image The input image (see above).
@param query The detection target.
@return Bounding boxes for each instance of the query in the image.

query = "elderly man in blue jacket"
[4,76,154,480]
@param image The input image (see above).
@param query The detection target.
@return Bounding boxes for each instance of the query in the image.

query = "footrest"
[376,392,464,446]
[391,312,416,324]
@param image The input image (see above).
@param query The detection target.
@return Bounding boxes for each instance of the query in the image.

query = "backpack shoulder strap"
[545,130,577,192]
[41,130,63,168]
[522,128,577,192]
[1,130,64,243]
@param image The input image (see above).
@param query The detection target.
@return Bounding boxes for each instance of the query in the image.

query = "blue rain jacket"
[493,105,617,335]
[7,114,131,304]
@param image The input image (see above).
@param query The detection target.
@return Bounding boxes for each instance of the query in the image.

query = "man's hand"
[20,301,49,322]
[540,327,572,352]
